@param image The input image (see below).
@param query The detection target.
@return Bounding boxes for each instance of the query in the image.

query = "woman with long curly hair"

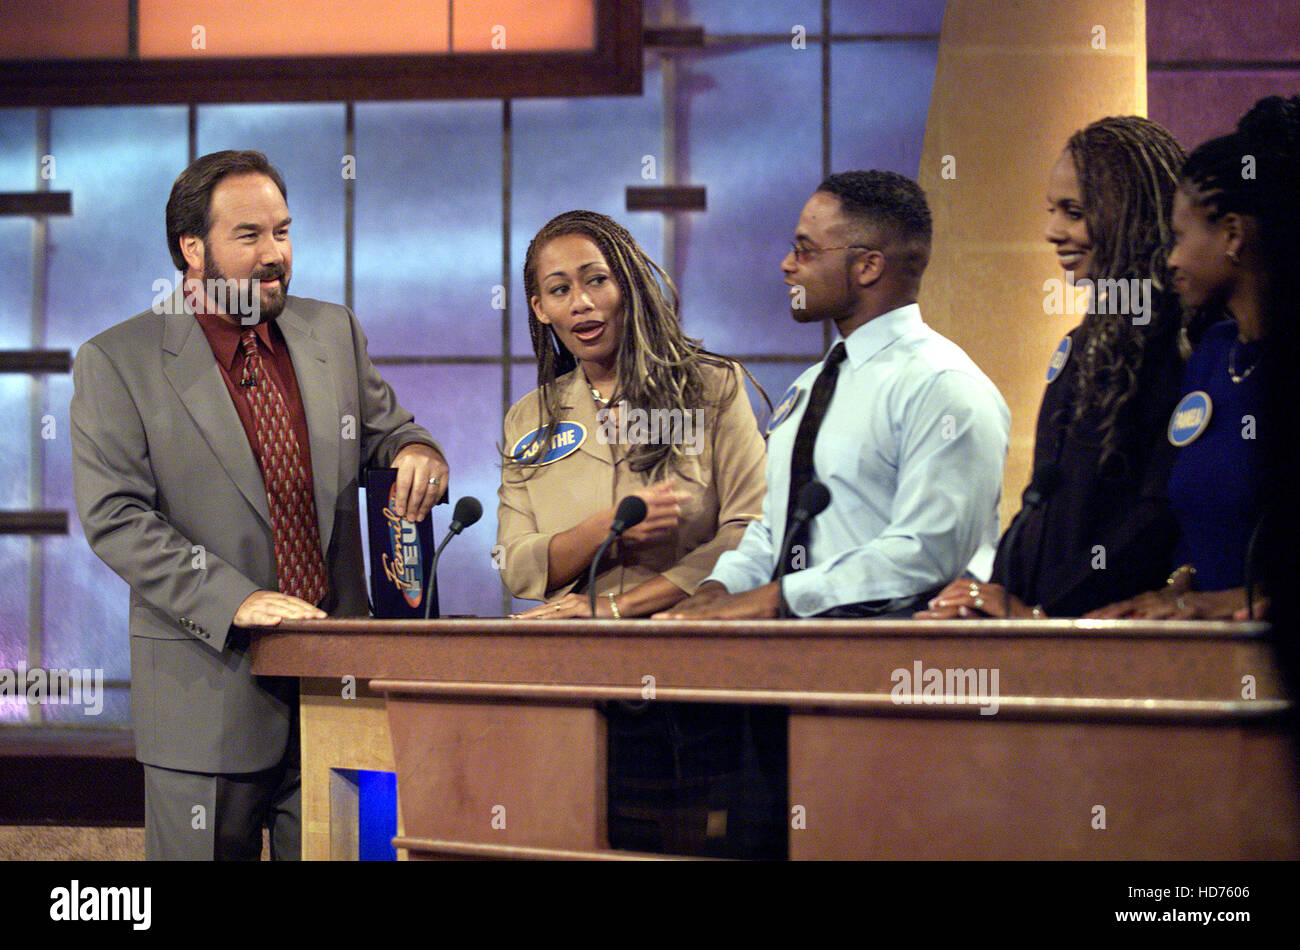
[1089,95,1299,620]
[498,209,767,618]
[920,115,1187,618]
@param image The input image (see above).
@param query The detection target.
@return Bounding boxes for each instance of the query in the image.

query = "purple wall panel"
[1147,0,1300,151]
[44,106,188,350]
[354,101,503,357]
[375,362,509,617]
[0,109,35,350]
[0,533,31,718]
[668,0,819,33]
[1148,70,1300,150]
[675,44,825,357]
[832,0,945,34]
[1148,0,1300,62]
[42,373,131,708]
[510,68,665,358]
[831,40,939,177]
[196,104,347,311]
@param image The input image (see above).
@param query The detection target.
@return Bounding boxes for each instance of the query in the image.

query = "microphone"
[589,496,648,618]
[774,481,832,618]
[422,496,483,619]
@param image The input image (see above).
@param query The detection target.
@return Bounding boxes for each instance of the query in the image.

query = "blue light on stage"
[357,769,399,862]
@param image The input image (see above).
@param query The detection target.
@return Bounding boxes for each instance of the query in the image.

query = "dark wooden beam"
[0,511,68,536]
[625,185,707,212]
[0,192,72,216]
[0,350,73,374]
[644,25,705,49]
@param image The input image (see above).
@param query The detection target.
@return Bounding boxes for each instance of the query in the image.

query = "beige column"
[918,0,1147,526]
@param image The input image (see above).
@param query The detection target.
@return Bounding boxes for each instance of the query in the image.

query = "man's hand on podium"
[653,580,780,620]
[234,590,327,626]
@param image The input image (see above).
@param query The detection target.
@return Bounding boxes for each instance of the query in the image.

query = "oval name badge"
[511,421,587,466]
[1045,334,1072,383]
[766,385,804,435]
[1168,391,1212,447]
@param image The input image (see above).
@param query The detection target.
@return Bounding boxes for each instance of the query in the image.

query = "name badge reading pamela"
[1046,335,1072,383]
[766,385,804,435]
[1168,391,1212,446]
[511,422,586,465]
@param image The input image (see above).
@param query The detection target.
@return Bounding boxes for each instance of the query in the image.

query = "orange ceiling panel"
[452,0,594,52]
[137,0,452,57]
[0,0,129,58]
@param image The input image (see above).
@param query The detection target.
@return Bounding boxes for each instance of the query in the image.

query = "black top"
[992,304,1184,616]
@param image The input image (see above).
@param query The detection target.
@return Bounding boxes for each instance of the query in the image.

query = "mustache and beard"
[197,244,290,324]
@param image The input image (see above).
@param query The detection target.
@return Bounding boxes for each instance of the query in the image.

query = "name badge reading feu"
[1168,391,1212,446]
[1046,335,1072,383]
[511,422,586,465]
[766,385,804,435]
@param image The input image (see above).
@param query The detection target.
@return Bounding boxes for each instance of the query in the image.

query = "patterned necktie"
[776,341,848,578]
[239,328,329,605]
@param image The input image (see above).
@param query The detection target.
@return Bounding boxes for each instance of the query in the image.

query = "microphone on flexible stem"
[774,481,832,620]
[422,496,483,620]
[589,496,647,618]
[998,463,1060,619]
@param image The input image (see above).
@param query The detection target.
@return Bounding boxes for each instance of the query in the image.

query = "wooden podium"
[249,617,1300,860]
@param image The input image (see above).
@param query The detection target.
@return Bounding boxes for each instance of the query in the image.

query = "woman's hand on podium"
[510,591,615,620]
[1087,586,1255,621]
[915,579,1041,619]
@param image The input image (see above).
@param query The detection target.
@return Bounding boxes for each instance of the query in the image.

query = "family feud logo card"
[364,468,438,619]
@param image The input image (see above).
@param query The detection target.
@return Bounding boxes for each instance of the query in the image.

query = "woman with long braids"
[1089,95,1299,620]
[498,209,767,619]
[919,116,1187,619]
[497,210,782,859]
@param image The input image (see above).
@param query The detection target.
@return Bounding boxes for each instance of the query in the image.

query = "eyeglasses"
[788,241,877,263]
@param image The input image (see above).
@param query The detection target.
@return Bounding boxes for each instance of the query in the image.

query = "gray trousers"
[142,728,301,861]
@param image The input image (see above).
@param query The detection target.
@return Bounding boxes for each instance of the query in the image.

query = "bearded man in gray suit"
[71,150,447,860]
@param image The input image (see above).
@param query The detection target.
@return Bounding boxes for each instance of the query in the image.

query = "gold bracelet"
[606,594,621,619]
[1166,564,1197,589]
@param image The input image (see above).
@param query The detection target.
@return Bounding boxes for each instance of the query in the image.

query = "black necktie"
[777,342,847,578]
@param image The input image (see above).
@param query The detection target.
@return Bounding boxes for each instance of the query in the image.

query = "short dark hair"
[165,150,287,271]
[816,169,932,251]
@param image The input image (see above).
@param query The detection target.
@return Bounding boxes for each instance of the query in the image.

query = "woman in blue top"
[1090,95,1299,620]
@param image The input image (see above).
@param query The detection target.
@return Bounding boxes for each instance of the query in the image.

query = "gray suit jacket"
[71,291,437,773]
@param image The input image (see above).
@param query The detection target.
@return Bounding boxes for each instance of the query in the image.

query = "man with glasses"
[659,170,1010,620]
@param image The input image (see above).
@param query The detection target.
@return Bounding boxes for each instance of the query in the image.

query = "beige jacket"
[497,362,767,601]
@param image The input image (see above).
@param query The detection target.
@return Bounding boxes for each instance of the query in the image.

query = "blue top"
[706,303,1011,617]
[1166,320,1263,590]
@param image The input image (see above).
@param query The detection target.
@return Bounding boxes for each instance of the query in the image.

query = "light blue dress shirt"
[706,303,1010,617]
